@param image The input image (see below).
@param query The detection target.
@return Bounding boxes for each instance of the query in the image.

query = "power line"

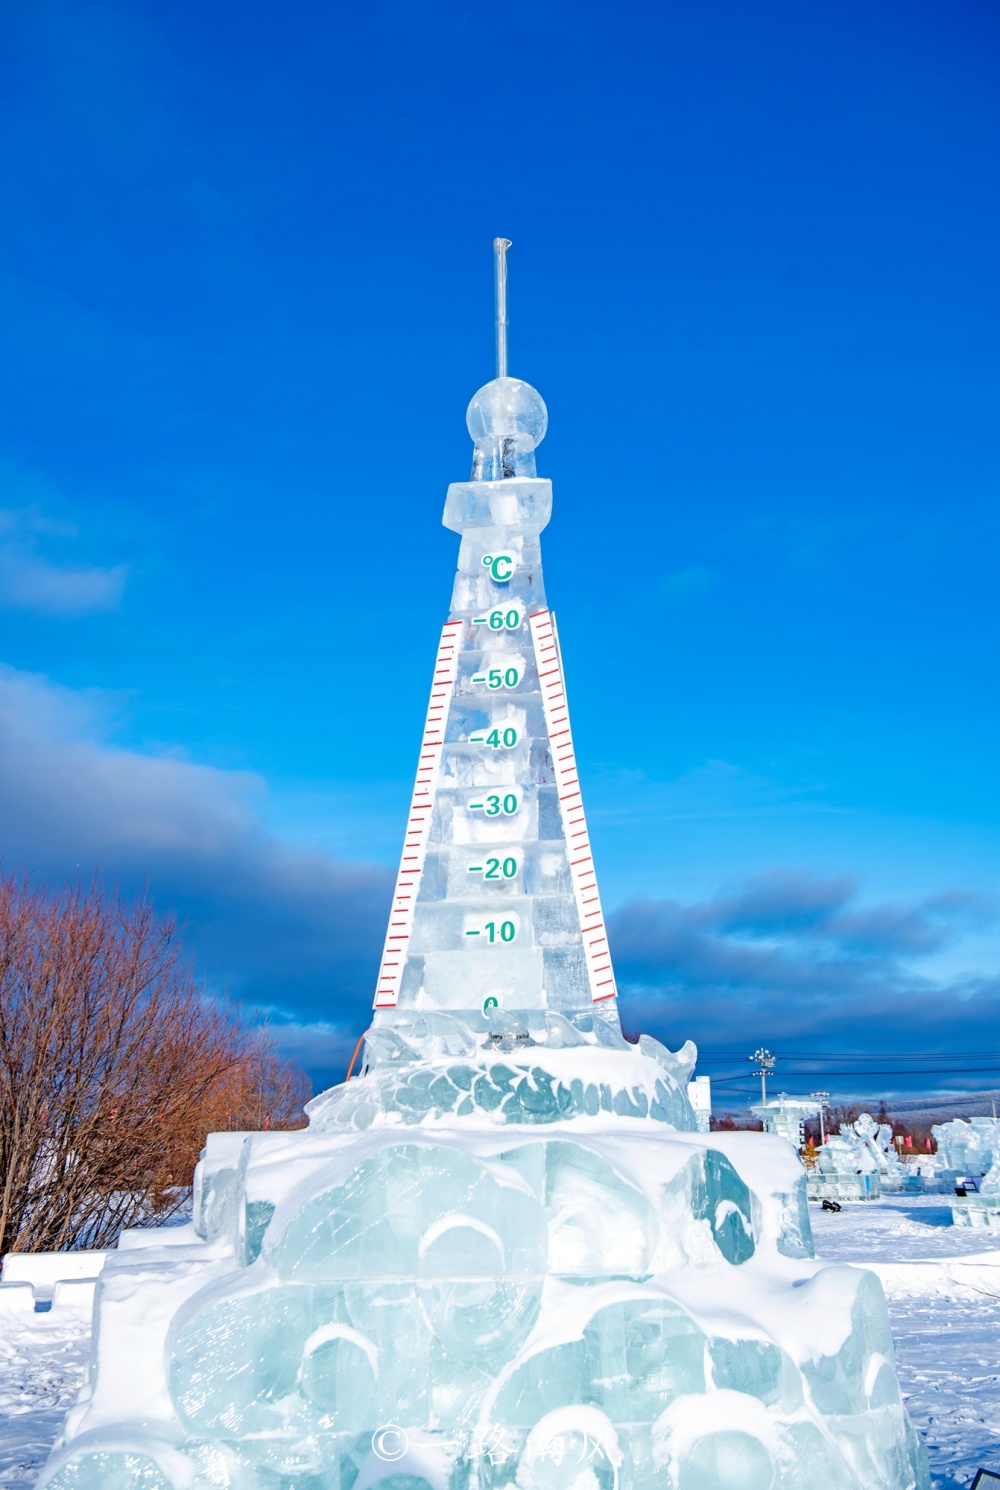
[694,1050,1000,1062]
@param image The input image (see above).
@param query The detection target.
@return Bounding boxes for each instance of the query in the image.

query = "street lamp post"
[749,1048,776,1106]
[811,1090,830,1144]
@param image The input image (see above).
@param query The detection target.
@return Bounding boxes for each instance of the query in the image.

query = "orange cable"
[345,1028,371,1082]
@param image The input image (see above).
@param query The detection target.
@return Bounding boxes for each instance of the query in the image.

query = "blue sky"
[0,0,997,1105]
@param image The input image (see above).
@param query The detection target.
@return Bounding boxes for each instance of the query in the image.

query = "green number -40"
[485,726,518,749]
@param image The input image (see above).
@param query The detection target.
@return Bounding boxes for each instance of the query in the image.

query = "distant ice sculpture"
[807,1112,912,1204]
[936,1118,1000,1229]
[40,245,928,1490]
[932,1116,1000,1177]
[750,1094,819,1149]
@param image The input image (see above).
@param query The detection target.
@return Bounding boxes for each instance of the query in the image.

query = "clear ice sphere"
[466,378,548,450]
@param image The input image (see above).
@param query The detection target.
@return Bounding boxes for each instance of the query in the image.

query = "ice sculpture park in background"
[40,242,929,1490]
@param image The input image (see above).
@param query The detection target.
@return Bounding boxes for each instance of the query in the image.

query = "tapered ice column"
[372,374,617,1034]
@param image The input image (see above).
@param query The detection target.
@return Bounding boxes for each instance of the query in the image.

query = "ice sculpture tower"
[372,239,615,1033]
[40,242,929,1490]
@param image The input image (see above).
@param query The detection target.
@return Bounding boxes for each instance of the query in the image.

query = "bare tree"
[0,875,309,1253]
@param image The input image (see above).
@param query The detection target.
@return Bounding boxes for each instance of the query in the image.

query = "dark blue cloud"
[0,663,392,1085]
[611,872,1000,1102]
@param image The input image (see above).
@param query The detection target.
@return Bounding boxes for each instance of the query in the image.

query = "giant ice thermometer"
[41,243,928,1490]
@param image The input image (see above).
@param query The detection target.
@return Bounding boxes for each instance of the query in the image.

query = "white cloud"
[0,552,127,614]
[0,505,127,615]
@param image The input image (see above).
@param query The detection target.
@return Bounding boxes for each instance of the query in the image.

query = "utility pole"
[811,1090,830,1144]
[749,1048,776,1106]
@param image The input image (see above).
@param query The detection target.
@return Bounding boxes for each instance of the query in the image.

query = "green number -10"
[485,920,517,943]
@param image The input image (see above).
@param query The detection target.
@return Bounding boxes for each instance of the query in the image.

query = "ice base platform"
[40,1031,928,1490]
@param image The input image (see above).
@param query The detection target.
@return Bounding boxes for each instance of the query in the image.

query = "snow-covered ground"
[0,1310,90,1489]
[0,1195,997,1489]
[813,1194,1000,1489]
